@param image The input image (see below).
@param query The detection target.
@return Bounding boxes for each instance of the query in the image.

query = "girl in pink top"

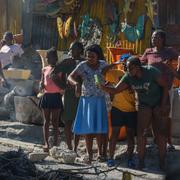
[39,47,63,152]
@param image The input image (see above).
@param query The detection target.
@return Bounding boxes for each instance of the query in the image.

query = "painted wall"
[55,0,153,55]
[30,0,153,57]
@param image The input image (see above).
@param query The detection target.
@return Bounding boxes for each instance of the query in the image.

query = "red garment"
[140,47,179,88]
[43,65,62,93]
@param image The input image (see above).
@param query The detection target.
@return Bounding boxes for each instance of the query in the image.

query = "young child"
[68,45,109,163]
[39,47,63,152]
[105,54,137,168]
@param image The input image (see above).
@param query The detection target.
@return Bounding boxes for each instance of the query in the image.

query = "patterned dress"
[72,60,109,135]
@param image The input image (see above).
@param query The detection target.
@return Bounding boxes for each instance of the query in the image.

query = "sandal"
[107,159,115,167]
[43,146,49,152]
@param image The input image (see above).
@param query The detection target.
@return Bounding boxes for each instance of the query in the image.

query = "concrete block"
[28,152,48,162]
[14,96,43,125]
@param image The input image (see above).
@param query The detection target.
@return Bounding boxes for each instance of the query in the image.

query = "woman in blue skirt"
[68,45,109,163]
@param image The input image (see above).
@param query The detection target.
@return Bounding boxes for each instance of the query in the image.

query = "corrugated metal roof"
[32,15,59,49]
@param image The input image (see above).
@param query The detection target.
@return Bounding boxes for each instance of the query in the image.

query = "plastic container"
[3,69,31,79]
[108,47,134,63]
[94,74,100,85]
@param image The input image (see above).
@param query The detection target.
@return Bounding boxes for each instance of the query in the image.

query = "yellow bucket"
[3,69,31,79]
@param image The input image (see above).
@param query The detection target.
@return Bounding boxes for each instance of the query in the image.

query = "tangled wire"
[0,149,148,180]
[0,149,83,180]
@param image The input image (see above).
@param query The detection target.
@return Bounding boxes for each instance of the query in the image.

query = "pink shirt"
[140,47,179,88]
[43,65,62,93]
[140,47,178,65]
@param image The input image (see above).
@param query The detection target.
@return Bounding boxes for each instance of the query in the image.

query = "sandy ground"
[0,120,180,179]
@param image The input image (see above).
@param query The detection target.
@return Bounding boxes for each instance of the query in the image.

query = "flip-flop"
[107,159,115,167]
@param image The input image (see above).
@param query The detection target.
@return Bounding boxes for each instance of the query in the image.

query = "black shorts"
[39,93,63,109]
[111,107,137,128]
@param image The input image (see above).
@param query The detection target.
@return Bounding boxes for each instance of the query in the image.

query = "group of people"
[39,29,180,171]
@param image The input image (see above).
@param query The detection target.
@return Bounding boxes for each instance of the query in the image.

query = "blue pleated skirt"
[73,96,108,135]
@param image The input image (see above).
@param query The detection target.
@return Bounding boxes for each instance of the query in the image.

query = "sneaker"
[107,159,115,167]
[167,144,175,152]
[127,159,135,169]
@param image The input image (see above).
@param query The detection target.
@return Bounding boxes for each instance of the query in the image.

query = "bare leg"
[137,135,146,169]
[155,133,167,170]
[126,128,135,160]
[74,134,80,153]
[167,117,172,145]
[96,134,103,158]
[42,109,51,151]
[51,109,61,146]
[85,134,93,163]
[102,133,108,159]
[137,107,152,169]
[64,121,73,150]
[153,105,170,170]
[109,127,120,159]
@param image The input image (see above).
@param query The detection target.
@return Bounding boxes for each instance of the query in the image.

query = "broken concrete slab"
[0,120,43,144]
[14,96,43,125]
[0,137,36,152]
[0,107,10,119]
[28,152,48,162]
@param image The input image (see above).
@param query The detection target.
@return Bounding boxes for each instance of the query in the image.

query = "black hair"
[70,41,84,54]
[46,47,58,60]
[3,31,13,41]
[85,44,105,60]
[152,29,166,47]
[127,56,141,67]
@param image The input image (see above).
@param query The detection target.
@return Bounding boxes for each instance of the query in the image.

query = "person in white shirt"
[0,32,24,87]
[0,31,24,69]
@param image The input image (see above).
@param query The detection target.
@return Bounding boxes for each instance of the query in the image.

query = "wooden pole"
[22,0,33,47]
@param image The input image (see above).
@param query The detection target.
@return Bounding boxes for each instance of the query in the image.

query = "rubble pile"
[49,146,77,164]
[0,149,83,180]
[0,149,38,179]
